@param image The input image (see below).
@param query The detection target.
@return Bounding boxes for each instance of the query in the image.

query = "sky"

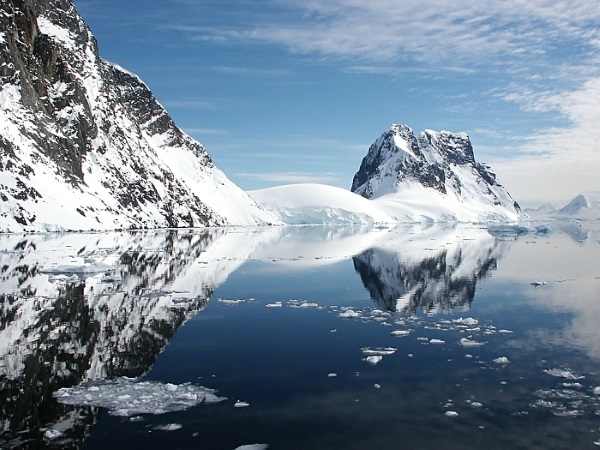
[74,0,600,208]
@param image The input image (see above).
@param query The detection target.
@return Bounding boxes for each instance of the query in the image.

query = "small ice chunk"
[460,338,485,347]
[339,309,360,318]
[498,329,513,334]
[430,339,445,345]
[593,386,600,395]
[234,400,250,408]
[470,402,483,408]
[218,299,245,305]
[266,302,283,308]
[390,330,410,337]
[235,445,269,450]
[361,347,397,356]
[453,317,478,326]
[365,356,383,365]
[445,411,459,417]
[154,423,182,431]
[44,429,63,440]
[494,357,511,365]
[374,384,381,389]
[327,373,337,378]
[543,369,584,380]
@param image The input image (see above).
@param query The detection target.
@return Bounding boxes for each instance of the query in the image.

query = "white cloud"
[492,77,600,205]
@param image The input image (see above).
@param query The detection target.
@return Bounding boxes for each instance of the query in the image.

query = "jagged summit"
[351,124,523,222]
[0,0,279,232]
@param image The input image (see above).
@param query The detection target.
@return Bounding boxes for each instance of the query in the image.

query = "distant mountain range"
[525,192,600,219]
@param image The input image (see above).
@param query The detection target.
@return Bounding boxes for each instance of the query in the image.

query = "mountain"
[524,202,557,215]
[554,192,600,219]
[351,124,523,222]
[0,0,279,232]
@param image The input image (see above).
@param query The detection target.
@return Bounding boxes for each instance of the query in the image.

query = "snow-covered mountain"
[553,192,600,219]
[0,0,279,232]
[351,124,523,223]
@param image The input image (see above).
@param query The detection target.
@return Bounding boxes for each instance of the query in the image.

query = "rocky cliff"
[0,0,279,231]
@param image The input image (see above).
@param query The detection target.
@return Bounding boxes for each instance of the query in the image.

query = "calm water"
[1,223,600,449]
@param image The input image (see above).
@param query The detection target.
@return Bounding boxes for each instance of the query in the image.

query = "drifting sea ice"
[234,445,269,450]
[494,357,511,365]
[459,337,486,347]
[543,368,585,380]
[53,378,226,416]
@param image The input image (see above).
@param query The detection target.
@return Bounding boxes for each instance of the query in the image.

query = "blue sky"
[75,0,600,207]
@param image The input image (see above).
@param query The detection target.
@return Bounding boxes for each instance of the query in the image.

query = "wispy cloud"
[174,1,600,76]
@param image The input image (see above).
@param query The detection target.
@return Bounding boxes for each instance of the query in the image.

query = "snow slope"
[248,183,394,224]
[0,0,280,232]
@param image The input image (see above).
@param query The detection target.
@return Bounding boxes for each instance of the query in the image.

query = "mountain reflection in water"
[2,223,598,449]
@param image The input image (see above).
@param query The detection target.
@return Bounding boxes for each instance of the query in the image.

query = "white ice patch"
[445,411,459,417]
[543,369,585,380]
[234,400,250,408]
[594,386,600,395]
[459,337,485,347]
[365,355,383,365]
[266,302,283,308]
[453,317,478,327]
[362,347,397,356]
[339,309,361,318]
[390,330,410,337]
[430,339,445,345]
[154,423,182,431]
[54,378,226,416]
[235,445,269,450]
[494,357,511,365]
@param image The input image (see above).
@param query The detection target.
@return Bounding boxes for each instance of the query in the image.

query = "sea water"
[1,222,599,449]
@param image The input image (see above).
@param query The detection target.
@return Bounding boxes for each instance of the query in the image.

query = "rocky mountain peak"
[0,0,279,231]
[351,123,522,222]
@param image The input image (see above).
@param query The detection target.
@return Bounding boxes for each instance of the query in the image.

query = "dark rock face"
[0,0,274,231]
[350,124,522,216]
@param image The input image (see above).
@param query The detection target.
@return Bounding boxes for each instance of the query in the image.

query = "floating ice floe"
[365,356,383,365]
[430,339,445,345]
[594,387,600,395]
[328,373,337,378]
[445,411,459,417]
[339,309,361,319]
[53,378,226,416]
[154,423,182,431]
[452,317,479,327]
[265,302,283,308]
[493,357,511,365]
[361,347,397,356]
[234,400,250,408]
[543,368,585,380]
[390,330,410,337]
[218,298,248,306]
[459,337,485,347]
[234,445,269,450]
